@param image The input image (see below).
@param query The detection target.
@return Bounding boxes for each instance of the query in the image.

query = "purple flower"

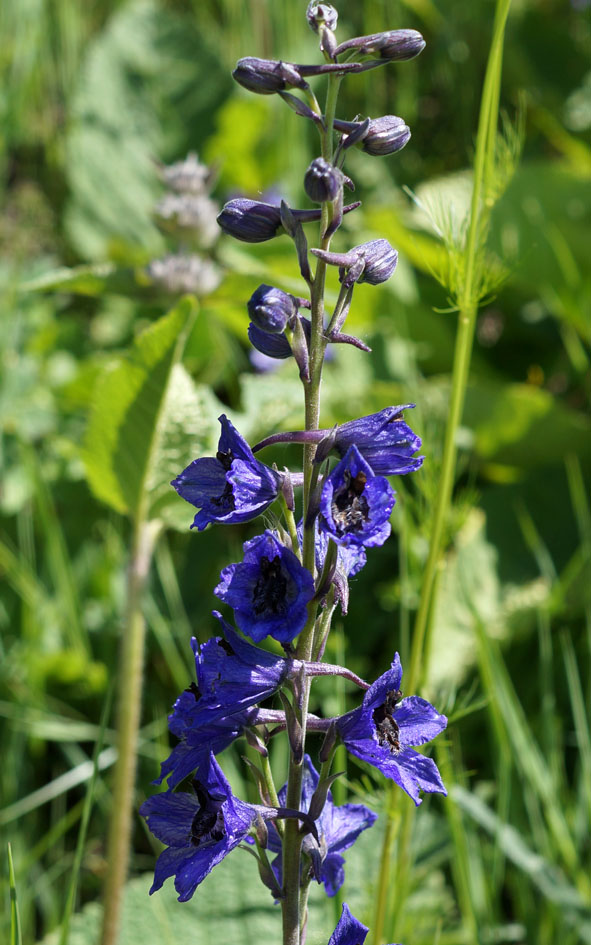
[187,613,290,721]
[141,753,265,901]
[171,414,281,531]
[215,530,315,643]
[327,903,403,945]
[328,904,369,945]
[333,405,423,476]
[155,704,253,788]
[269,755,377,896]
[336,653,448,805]
[155,613,290,786]
[319,446,395,548]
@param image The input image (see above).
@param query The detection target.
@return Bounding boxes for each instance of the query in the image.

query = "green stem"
[100,517,158,945]
[372,3,513,942]
[281,72,341,945]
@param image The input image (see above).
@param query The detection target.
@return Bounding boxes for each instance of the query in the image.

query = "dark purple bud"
[334,115,410,156]
[306,1,338,32]
[357,239,398,285]
[233,57,307,95]
[218,198,353,244]
[248,322,293,359]
[335,29,426,62]
[305,158,341,203]
[248,284,298,333]
[362,116,411,155]
[217,199,282,243]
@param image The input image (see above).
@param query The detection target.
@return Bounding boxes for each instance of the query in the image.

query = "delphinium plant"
[141,5,448,944]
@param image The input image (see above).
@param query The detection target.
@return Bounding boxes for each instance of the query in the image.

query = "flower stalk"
[139,10,447,945]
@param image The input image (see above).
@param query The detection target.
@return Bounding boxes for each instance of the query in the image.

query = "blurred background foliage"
[1,0,590,943]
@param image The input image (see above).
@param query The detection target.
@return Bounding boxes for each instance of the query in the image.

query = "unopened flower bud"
[335,29,425,62]
[363,115,410,154]
[312,238,398,287]
[248,284,298,333]
[218,199,334,243]
[304,157,341,203]
[334,115,410,156]
[306,1,338,32]
[217,198,282,242]
[357,238,398,284]
[233,57,307,95]
[248,322,293,359]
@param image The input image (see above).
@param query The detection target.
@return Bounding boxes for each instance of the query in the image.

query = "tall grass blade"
[59,684,113,945]
[8,843,23,945]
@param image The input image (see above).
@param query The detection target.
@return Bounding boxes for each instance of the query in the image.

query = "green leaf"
[147,364,226,531]
[38,813,451,945]
[84,297,198,520]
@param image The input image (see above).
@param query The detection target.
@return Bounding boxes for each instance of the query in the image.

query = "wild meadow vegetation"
[1,1,590,944]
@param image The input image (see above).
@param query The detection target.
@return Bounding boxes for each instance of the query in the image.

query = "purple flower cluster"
[140,8,447,944]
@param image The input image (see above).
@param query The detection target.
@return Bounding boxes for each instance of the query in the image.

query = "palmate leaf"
[84,297,205,524]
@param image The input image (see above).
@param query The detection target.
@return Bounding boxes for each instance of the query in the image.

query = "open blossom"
[171,414,281,530]
[155,704,254,789]
[337,653,448,805]
[180,612,290,722]
[215,531,315,643]
[333,405,423,476]
[268,755,377,896]
[155,612,290,786]
[319,445,395,548]
[141,754,270,901]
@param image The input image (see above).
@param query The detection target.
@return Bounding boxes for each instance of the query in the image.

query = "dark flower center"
[372,688,402,753]
[331,470,369,534]
[216,449,234,471]
[217,638,235,656]
[252,555,288,615]
[211,479,236,512]
[189,780,226,847]
[209,450,237,512]
[184,681,202,702]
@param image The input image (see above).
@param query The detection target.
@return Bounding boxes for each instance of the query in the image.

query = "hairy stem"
[100,518,158,945]
[281,72,341,945]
